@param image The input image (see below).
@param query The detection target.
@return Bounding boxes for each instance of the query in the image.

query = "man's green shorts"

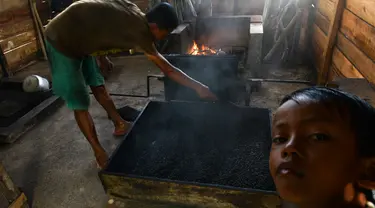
[45,40,105,110]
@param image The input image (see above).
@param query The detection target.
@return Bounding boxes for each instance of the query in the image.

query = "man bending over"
[44,0,217,168]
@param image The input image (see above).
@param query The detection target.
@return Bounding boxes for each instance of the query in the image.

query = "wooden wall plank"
[315,9,330,34]
[336,32,375,84]
[0,0,29,13]
[0,19,35,41]
[330,64,344,78]
[340,9,375,62]
[4,40,38,72]
[346,0,375,28]
[332,47,363,78]
[0,30,35,52]
[0,9,35,41]
[0,5,31,25]
[315,0,336,23]
[0,0,39,74]
[318,0,344,84]
[312,23,327,70]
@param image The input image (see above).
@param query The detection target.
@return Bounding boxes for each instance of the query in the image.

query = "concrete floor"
[0,56,312,208]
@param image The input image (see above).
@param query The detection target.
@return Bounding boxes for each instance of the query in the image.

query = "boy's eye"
[272,137,288,144]
[310,133,330,141]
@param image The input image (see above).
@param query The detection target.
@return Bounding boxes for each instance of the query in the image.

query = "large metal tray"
[100,101,280,207]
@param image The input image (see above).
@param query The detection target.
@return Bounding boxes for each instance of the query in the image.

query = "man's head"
[146,2,179,40]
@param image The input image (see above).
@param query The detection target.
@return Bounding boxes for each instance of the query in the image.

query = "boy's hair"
[280,87,375,158]
[146,2,179,32]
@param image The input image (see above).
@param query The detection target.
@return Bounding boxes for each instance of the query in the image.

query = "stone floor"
[0,55,313,208]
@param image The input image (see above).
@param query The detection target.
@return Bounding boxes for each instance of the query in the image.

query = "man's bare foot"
[113,121,131,136]
[95,151,108,169]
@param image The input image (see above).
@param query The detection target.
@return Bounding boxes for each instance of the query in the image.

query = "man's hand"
[145,50,218,101]
[196,85,217,101]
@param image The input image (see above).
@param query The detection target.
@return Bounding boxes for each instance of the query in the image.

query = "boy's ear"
[358,157,375,189]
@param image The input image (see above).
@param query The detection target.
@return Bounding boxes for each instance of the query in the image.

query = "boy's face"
[270,100,360,204]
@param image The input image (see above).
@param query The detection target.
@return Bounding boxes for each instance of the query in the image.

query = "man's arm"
[145,51,204,91]
[145,50,217,100]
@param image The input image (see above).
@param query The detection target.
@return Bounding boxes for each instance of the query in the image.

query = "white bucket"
[22,75,50,93]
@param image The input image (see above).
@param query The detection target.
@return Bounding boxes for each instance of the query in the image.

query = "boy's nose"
[281,137,302,159]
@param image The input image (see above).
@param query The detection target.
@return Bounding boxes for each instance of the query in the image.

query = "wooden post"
[29,0,48,60]
[0,47,9,77]
[318,0,345,85]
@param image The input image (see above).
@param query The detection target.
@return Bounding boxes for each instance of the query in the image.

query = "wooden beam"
[29,0,48,59]
[340,9,375,63]
[318,0,345,84]
[336,32,375,84]
[312,23,327,70]
[346,0,375,28]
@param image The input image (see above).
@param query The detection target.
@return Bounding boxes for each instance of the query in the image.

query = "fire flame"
[189,41,217,55]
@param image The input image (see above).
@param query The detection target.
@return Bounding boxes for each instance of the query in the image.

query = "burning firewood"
[189,41,221,55]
